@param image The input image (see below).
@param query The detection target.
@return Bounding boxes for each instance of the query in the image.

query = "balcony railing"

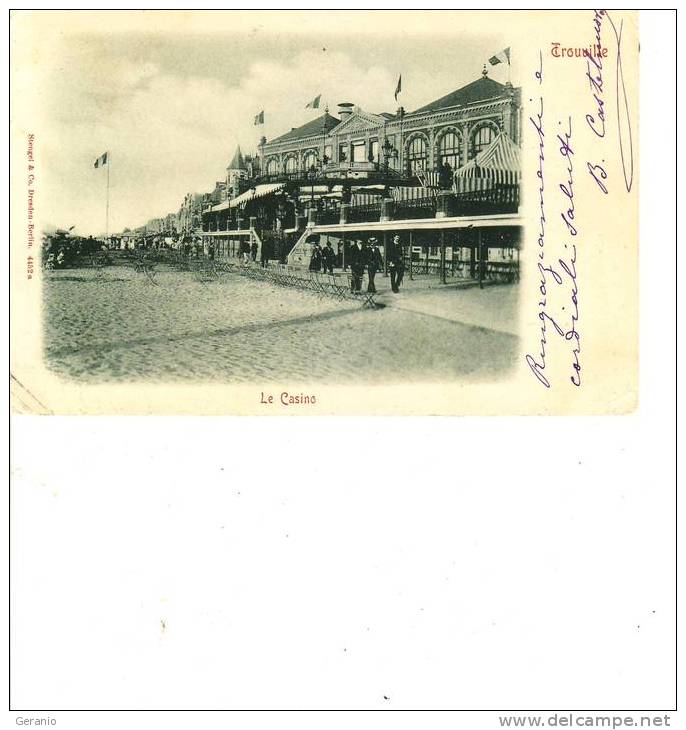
[348,202,382,224]
[318,208,341,226]
[394,195,437,220]
[201,183,521,232]
[451,184,519,216]
[250,161,409,187]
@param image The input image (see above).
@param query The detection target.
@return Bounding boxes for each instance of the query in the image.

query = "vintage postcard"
[9,10,639,415]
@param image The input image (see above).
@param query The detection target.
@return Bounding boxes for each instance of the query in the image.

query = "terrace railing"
[348,202,382,224]
[452,184,520,216]
[250,161,412,187]
[317,208,341,226]
[394,195,437,220]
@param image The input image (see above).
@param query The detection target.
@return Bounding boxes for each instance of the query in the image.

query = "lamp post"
[381,138,398,178]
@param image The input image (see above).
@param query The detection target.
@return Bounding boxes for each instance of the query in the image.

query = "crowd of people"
[41,231,109,269]
[42,226,407,294]
[309,234,406,294]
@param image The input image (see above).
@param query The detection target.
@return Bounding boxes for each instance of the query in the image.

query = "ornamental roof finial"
[482,64,488,77]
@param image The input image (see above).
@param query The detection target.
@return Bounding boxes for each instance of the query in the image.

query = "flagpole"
[105,151,110,241]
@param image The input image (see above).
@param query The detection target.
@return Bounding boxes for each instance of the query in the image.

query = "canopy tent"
[298,184,390,203]
[453,133,521,192]
[209,199,232,213]
[229,183,285,209]
[209,183,286,213]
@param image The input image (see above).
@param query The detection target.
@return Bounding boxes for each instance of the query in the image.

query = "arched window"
[303,151,318,171]
[285,156,298,174]
[472,125,496,158]
[438,131,461,171]
[266,158,279,175]
[407,136,428,174]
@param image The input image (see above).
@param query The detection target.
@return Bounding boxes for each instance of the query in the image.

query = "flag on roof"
[254,110,264,125]
[489,47,511,66]
[93,151,108,168]
[394,74,402,102]
[305,94,321,109]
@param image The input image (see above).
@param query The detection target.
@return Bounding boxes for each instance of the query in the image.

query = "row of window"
[406,127,495,173]
[265,126,496,175]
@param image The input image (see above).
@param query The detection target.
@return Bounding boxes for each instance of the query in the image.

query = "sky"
[20,11,517,236]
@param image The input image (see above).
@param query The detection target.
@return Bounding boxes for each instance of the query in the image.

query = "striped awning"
[454,134,521,190]
[229,183,285,209]
[392,186,436,202]
[209,200,232,212]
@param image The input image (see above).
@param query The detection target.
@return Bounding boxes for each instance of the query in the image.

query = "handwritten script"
[525,9,635,389]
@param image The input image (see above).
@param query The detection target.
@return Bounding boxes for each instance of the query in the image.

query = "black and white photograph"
[32,17,522,390]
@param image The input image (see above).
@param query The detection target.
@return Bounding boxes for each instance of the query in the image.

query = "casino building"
[201,67,523,284]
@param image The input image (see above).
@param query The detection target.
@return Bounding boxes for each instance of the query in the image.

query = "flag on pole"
[254,110,265,125]
[305,94,321,109]
[489,47,511,66]
[394,74,402,102]
[93,151,108,168]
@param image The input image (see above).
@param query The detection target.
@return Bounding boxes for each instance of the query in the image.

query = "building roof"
[411,75,510,115]
[269,112,341,144]
[227,145,247,171]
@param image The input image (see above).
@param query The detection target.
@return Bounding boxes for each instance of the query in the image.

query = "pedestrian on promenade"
[349,238,365,293]
[389,234,405,293]
[261,237,272,268]
[365,236,384,294]
[322,241,335,274]
[241,240,251,264]
[309,242,322,272]
[250,240,258,262]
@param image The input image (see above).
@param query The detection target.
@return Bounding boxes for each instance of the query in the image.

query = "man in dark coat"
[250,240,258,262]
[321,241,335,274]
[309,242,322,272]
[389,234,405,293]
[260,237,272,268]
[348,238,365,293]
[365,237,384,293]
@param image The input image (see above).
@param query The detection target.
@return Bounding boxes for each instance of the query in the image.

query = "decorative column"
[436,191,454,219]
[339,203,350,225]
[428,128,436,171]
[503,102,513,138]
[380,198,394,222]
[461,122,470,163]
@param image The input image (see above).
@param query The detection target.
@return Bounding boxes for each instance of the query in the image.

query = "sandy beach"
[42,264,519,384]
